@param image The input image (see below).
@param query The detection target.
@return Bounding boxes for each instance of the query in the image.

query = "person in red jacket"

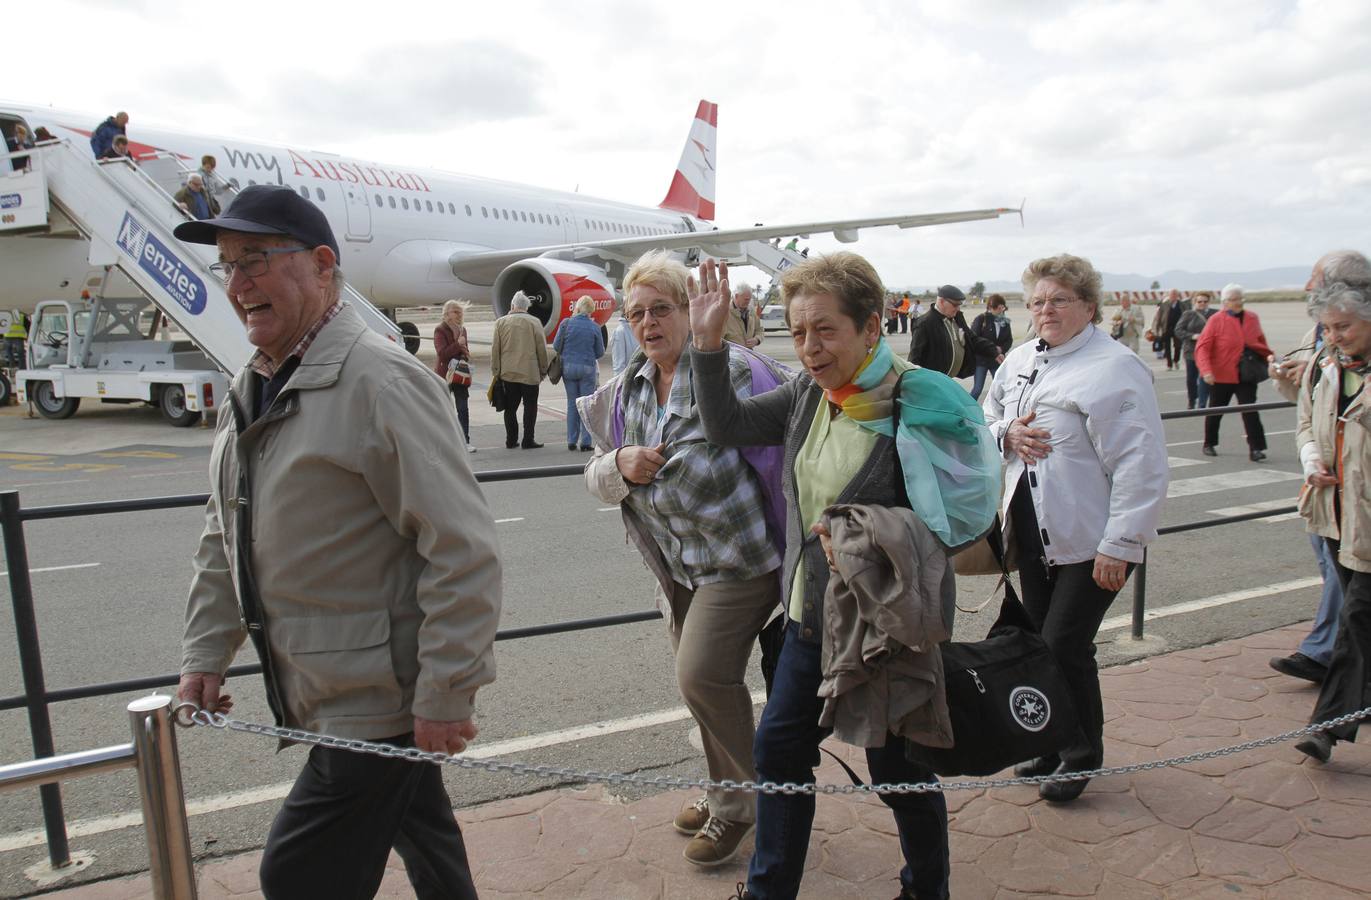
[1195,284,1273,461]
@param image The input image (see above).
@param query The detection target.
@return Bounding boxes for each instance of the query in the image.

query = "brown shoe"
[673,797,710,836]
[684,816,753,867]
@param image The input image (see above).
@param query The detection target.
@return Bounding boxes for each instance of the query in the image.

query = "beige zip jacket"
[1297,352,1371,573]
[181,305,502,739]
[490,311,549,386]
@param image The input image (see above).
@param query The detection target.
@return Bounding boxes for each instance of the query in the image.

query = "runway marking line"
[494,517,525,524]
[1167,428,1296,448]
[1099,576,1322,633]
[1166,468,1302,499]
[0,562,100,577]
[0,452,53,461]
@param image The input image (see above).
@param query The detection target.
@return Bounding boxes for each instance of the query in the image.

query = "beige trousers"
[667,569,780,825]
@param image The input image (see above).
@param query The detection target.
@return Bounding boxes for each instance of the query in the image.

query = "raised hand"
[687,258,731,351]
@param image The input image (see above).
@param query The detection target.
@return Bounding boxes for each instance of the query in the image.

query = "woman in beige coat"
[1294,281,1371,763]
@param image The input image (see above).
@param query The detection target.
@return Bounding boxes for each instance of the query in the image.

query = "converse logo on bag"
[1009,687,1050,732]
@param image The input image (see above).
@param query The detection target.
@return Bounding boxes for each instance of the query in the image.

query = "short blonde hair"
[622,250,689,308]
[1021,254,1103,324]
[779,252,885,328]
[442,299,469,319]
[573,296,596,317]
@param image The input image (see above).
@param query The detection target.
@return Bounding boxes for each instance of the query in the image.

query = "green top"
[787,398,879,620]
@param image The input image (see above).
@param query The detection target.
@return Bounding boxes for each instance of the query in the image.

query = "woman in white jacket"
[983,254,1169,803]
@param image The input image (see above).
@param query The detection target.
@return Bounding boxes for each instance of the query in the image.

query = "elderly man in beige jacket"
[172,185,501,900]
[721,283,762,348]
[491,290,550,448]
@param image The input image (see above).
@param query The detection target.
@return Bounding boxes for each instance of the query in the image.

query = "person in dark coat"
[99,135,135,162]
[907,284,1004,379]
[90,112,128,159]
[968,293,1014,400]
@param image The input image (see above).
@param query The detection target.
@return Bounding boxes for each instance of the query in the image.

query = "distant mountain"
[985,266,1309,294]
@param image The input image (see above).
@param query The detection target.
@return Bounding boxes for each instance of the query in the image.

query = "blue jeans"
[1300,533,1345,666]
[1184,358,1210,408]
[970,362,998,401]
[561,363,597,446]
[746,623,949,900]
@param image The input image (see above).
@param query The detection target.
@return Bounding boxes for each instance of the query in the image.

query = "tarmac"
[33,622,1371,899]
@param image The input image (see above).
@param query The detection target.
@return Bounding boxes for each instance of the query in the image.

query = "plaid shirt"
[621,350,780,589]
[247,299,345,378]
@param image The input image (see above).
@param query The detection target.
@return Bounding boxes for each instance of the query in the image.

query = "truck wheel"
[159,384,201,427]
[399,321,421,355]
[31,381,80,419]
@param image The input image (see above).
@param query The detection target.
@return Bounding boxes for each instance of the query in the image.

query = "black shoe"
[569,443,577,451]
[1187,401,1196,410]
[522,441,544,449]
[1250,449,1267,462]
[1295,731,1333,764]
[1013,755,1060,778]
[580,444,593,452]
[505,441,518,449]
[1039,760,1093,803]
[1269,652,1328,684]
[1201,445,1217,456]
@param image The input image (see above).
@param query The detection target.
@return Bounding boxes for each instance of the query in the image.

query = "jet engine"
[492,258,617,339]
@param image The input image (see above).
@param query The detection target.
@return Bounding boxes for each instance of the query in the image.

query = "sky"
[8,0,1369,290]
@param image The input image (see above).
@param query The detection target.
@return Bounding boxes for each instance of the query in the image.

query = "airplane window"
[402,198,409,210]
[298,186,308,199]
[503,209,510,220]
[518,211,526,222]
[374,194,382,207]
[388,196,396,209]
[315,188,325,202]
[248,179,257,186]
[554,216,560,225]
[481,207,488,218]
[425,200,433,212]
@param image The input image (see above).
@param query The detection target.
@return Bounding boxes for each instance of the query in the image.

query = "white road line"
[0,563,100,578]
[1166,469,1302,499]
[1167,456,1208,468]
[1167,428,1295,448]
[131,469,205,479]
[0,692,768,853]
[494,517,525,524]
[597,507,619,512]
[1208,498,1300,518]
[1099,577,1322,633]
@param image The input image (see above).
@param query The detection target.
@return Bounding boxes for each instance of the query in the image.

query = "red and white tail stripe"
[1110,290,1215,302]
[659,100,718,221]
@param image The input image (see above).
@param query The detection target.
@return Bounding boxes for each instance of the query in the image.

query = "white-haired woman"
[1195,284,1273,462]
[1294,281,1371,763]
[434,299,475,451]
[552,296,605,450]
[986,253,1169,802]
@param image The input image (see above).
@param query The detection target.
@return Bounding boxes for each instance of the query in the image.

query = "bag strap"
[820,746,866,787]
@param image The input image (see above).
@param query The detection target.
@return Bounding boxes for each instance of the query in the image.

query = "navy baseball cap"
[174,184,339,257]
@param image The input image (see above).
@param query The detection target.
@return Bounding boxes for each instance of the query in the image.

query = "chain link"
[186,705,1371,795]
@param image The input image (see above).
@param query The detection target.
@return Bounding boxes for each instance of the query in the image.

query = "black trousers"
[1311,543,1371,743]
[448,383,470,442]
[501,381,539,447]
[259,736,477,900]
[1162,334,1182,367]
[1203,381,1266,451]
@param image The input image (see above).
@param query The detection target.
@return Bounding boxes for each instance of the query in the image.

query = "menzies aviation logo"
[115,213,207,315]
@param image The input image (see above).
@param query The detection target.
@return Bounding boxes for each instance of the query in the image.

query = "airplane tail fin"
[659,100,717,221]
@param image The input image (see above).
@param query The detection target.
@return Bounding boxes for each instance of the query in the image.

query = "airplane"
[1,99,1020,342]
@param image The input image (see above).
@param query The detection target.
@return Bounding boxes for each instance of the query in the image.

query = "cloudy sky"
[8,0,1368,289]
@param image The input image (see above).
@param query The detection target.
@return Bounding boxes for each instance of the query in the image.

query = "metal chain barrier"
[182,703,1371,796]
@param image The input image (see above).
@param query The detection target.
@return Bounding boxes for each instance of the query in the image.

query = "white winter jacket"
[982,324,1169,565]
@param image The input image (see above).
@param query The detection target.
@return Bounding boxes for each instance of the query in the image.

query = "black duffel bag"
[1238,347,1270,384]
[905,580,1082,777]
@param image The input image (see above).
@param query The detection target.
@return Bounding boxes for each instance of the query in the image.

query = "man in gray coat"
[173,186,501,900]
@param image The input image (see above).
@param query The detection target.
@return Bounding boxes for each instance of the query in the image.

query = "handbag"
[546,350,563,385]
[951,515,1017,577]
[905,578,1082,776]
[446,358,472,387]
[487,378,506,411]
[1110,319,1125,340]
[1238,347,1270,384]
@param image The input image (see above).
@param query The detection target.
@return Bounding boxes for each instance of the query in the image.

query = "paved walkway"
[39,623,1371,899]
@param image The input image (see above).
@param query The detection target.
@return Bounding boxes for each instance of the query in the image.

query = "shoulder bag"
[1238,347,1270,384]
[446,358,472,387]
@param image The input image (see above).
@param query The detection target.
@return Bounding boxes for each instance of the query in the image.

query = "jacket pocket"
[277,609,405,720]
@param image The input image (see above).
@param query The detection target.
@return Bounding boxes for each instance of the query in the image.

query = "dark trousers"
[1162,334,1182,367]
[259,736,477,900]
[746,623,949,900]
[1183,358,1211,409]
[1015,553,1128,767]
[1311,543,1371,743]
[449,384,470,442]
[501,381,539,447]
[898,313,909,333]
[1204,381,1266,451]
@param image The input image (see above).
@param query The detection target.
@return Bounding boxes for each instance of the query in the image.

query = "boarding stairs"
[0,139,398,373]
[736,239,807,293]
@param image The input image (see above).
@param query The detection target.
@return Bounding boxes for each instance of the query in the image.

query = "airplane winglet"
[1017,199,1026,228]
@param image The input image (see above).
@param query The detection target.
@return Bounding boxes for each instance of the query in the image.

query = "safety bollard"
[1131,552,1147,641]
[128,695,197,900]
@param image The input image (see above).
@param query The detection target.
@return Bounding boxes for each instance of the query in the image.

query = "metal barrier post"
[0,489,71,868]
[1131,550,1147,641]
[128,695,197,900]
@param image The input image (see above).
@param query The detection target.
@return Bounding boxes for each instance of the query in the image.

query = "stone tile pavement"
[38,624,1371,899]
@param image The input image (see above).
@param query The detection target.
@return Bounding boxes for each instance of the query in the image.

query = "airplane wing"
[449,205,1022,285]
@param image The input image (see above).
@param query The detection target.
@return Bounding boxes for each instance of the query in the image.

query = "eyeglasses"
[1028,295,1080,312]
[625,303,678,324]
[209,247,309,282]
